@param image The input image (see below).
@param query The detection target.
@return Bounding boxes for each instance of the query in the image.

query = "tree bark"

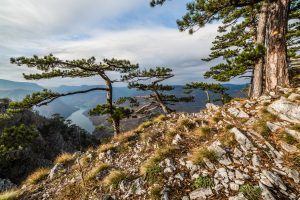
[252,0,269,98]
[205,90,211,103]
[153,90,171,114]
[265,0,290,93]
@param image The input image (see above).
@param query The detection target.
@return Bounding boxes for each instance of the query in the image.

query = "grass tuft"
[220,131,236,147]
[153,115,167,123]
[194,126,212,141]
[281,131,298,145]
[178,119,196,131]
[260,108,277,121]
[255,120,271,138]
[193,176,214,189]
[190,147,218,165]
[239,184,261,200]
[54,152,74,165]
[103,170,127,188]
[113,131,137,143]
[0,190,20,200]
[149,184,162,200]
[26,168,49,185]
[86,163,110,181]
[98,143,115,153]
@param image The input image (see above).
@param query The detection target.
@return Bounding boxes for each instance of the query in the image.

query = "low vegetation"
[0,190,20,200]
[190,147,218,165]
[194,126,212,141]
[193,176,214,189]
[259,108,277,121]
[255,120,271,138]
[86,163,110,181]
[220,131,236,147]
[281,131,298,145]
[103,170,127,188]
[54,152,74,165]
[26,168,49,185]
[178,119,195,131]
[149,184,162,200]
[239,184,261,200]
[98,143,115,153]
[290,124,300,132]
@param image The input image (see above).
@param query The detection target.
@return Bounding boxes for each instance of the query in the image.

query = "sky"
[0,0,243,87]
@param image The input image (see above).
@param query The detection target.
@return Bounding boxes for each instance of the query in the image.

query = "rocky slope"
[4,87,300,200]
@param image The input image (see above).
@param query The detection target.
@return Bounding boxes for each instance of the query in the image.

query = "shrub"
[26,168,49,185]
[103,170,127,188]
[54,152,74,165]
[255,121,271,138]
[0,190,20,200]
[190,147,218,165]
[193,176,214,189]
[194,126,212,141]
[98,143,115,153]
[239,184,261,200]
[178,119,196,130]
[86,163,110,181]
[140,146,175,176]
[281,132,298,145]
[149,184,162,200]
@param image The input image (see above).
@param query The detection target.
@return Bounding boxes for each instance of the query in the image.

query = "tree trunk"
[205,90,211,103]
[112,119,120,136]
[252,0,269,98]
[153,90,171,114]
[265,0,290,93]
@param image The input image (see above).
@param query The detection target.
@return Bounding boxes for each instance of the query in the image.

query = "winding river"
[67,108,95,133]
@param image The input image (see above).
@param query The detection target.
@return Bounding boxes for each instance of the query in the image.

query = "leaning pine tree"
[122,67,194,115]
[10,54,139,135]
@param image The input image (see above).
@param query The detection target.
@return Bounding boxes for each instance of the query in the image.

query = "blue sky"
[0,0,243,87]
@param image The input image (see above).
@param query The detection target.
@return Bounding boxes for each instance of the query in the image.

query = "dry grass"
[281,131,298,145]
[140,146,175,176]
[98,143,115,153]
[113,131,137,143]
[149,184,162,200]
[291,124,300,132]
[164,129,178,143]
[54,152,74,165]
[190,147,218,165]
[254,120,271,138]
[210,112,222,124]
[177,119,196,131]
[0,190,20,200]
[259,108,277,121]
[194,126,212,141]
[137,121,153,130]
[220,131,236,147]
[86,163,110,181]
[153,114,167,123]
[102,170,127,188]
[26,168,49,185]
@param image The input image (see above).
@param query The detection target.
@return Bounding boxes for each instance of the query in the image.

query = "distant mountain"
[0,79,77,118]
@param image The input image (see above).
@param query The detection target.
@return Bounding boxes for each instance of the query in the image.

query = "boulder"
[267,98,300,123]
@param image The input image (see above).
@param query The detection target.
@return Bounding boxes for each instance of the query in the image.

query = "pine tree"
[122,67,194,114]
[10,54,139,135]
[185,82,231,104]
[151,0,299,96]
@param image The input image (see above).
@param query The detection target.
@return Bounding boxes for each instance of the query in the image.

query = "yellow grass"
[102,170,127,188]
[26,168,49,185]
[190,147,218,165]
[0,190,20,200]
[86,163,110,181]
[54,152,74,165]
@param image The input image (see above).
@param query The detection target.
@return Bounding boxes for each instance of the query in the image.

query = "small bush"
[26,168,49,185]
[140,146,175,176]
[239,184,261,200]
[193,176,214,189]
[149,184,162,200]
[178,119,196,131]
[291,124,300,132]
[98,143,115,153]
[86,163,110,181]
[0,190,20,200]
[260,108,277,121]
[194,126,212,141]
[54,152,74,165]
[255,121,271,138]
[190,147,218,165]
[103,170,127,188]
[281,132,298,145]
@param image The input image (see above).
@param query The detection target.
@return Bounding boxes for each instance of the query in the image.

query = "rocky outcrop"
[267,98,300,123]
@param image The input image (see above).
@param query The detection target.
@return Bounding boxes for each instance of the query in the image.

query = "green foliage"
[193,176,214,189]
[89,104,132,122]
[0,124,39,156]
[239,184,262,200]
[123,67,193,114]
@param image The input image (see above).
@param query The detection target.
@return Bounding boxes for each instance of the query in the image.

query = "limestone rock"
[189,188,213,200]
[230,128,253,152]
[49,163,64,180]
[228,108,249,119]
[267,98,300,123]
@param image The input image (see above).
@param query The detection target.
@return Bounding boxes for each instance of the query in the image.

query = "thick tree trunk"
[265,0,290,93]
[153,90,171,114]
[252,0,269,98]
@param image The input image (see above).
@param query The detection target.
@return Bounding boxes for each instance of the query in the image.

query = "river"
[67,108,95,133]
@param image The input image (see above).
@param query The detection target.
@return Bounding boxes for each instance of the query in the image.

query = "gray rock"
[228,193,247,200]
[182,196,190,200]
[267,98,300,123]
[161,187,171,200]
[0,178,16,192]
[203,158,215,170]
[228,107,250,119]
[208,141,226,157]
[49,163,64,180]
[230,128,253,152]
[172,134,182,145]
[259,182,276,200]
[175,173,185,181]
[288,93,300,101]
[266,122,281,132]
[262,170,287,190]
[189,188,213,200]
[233,148,243,158]
[229,182,239,191]
[252,154,260,168]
